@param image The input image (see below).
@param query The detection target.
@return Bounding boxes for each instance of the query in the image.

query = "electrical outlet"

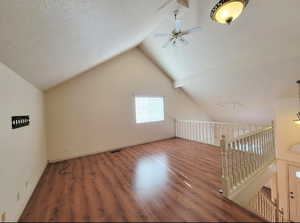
[1,212,6,222]
[25,181,29,188]
[17,192,20,201]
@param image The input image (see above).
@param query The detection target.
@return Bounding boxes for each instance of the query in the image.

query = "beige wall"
[0,63,47,222]
[45,48,210,162]
[275,98,300,220]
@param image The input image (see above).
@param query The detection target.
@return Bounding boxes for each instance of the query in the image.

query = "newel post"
[219,135,228,197]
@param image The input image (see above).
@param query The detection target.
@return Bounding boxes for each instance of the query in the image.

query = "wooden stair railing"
[248,191,284,222]
[175,120,282,222]
[175,120,265,146]
[219,126,276,197]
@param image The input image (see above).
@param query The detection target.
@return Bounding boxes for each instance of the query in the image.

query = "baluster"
[178,120,180,138]
[238,137,244,181]
[187,120,190,140]
[255,133,260,170]
[190,121,193,141]
[197,121,199,142]
[185,120,188,140]
[270,128,274,160]
[250,135,256,174]
[259,133,264,167]
[211,123,214,145]
[267,130,271,162]
[262,130,266,163]
[220,124,223,143]
[245,137,250,177]
[271,126,275,160]
[185,121,188,139]
[181,121,184,139]
[206,122,209,144]
[200,122,203,142]
[257,133,262,168]
[199,121,202,142]
[261,132,264,167]
[267,129,270,161]
[239,139,244,183]
[186,120,189,140]
[220,135,230,196]
[192,120,195,141]
[243,137,248,179]
[195,121,198,142]
[202,121,205,143]
[176,120,178,137]
[229,142,235,189]
[214,124,218,145]
[232,141,239,186]
[244,137,249,177]
[207,122,210,144]
[192,121,195,141]
[189,120,191,140]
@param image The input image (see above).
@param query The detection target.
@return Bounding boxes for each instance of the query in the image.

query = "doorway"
[289,165,300,222]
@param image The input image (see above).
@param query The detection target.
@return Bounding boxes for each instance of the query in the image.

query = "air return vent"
[110,149,121,154]
[12,116,30,129]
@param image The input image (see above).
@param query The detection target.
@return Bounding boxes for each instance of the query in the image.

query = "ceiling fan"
[154,9,201,48]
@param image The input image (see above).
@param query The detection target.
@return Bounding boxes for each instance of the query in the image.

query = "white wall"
[45,48,210,162]
[275,98,300,220]
[0,63,47,222]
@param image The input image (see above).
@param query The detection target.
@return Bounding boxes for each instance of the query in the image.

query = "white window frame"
[133,94,166,124]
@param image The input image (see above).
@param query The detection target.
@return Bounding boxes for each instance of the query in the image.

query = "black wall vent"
[110,149,121,154]
[12,116,30,129]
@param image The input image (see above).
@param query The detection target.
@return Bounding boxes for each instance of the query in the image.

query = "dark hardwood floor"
[20,138,262,222]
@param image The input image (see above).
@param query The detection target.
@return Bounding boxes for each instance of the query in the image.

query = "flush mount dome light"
[211,0,249,24]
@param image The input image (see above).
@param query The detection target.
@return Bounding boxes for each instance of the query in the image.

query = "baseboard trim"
[48,137,176,163]
[17,161,48,222]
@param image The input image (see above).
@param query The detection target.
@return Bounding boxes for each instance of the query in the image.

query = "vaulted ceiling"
[0,0,299,124]
[141,0,300,124]
[0,0,169,89]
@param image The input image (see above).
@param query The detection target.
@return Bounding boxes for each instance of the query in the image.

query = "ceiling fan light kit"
[294,80,300,125]
[211,0,249,24]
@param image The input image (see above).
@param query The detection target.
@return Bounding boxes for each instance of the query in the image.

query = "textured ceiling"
[141,0,300,124]
[0,0,172,89]
[1,0,299,124]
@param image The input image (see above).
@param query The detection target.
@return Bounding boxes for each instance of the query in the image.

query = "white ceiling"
[141,0,300,124]
[0,0,171,89]
[1,0,299,124]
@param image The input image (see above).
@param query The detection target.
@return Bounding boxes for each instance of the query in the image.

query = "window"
[135,96,165,124]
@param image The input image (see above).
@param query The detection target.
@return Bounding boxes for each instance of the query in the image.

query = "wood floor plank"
[20,138,263,222]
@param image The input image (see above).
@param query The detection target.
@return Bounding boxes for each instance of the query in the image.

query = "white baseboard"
[16,161,48,222]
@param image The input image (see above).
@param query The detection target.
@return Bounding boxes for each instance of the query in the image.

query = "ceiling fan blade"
[180,38,189,46]
[175,19,182,32]
[182,26,201,35]
[162,40,172,48]
[154,33,170,38]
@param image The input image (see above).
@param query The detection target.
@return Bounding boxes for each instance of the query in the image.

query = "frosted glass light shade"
[211,0,248,24]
